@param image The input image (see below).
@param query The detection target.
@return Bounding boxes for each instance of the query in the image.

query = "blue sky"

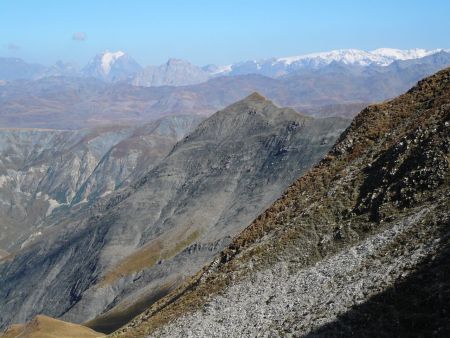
[1,0,449,66]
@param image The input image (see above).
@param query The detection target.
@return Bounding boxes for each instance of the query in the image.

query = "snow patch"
[46,198,62,216]
[20,231,42,249]
[0,175,9,188]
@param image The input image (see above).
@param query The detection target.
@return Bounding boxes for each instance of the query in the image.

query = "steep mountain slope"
[113,68,450,337]
[1,52,450,129]
[0,94,349,332]
[0,116,201,251]
[72,115,203,205]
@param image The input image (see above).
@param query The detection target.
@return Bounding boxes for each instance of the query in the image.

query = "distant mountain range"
[1,50,450,129]
[1,48,449,86]
[211,48,447,78]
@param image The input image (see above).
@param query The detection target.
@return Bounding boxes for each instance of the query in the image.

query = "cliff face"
[114,69,450,337]
[0,94,349,332]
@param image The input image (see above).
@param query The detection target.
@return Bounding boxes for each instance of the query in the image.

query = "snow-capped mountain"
[82,51,142,82]
[1,48,448,85]
[215,48,449,77]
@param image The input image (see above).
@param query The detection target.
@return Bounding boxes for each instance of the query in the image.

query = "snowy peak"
[275,48,448,67]
[213,48,450,78]
[276,49,376,66]
[101,50,125,74]
[82,50,142,82]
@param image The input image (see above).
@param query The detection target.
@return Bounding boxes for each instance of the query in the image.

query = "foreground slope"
[0,94,348,332]
[0,315,104,338]
[114,68,450,337]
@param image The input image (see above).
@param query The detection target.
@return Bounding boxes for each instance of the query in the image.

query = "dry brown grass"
[99,225,201,287]
[0,315,104,338]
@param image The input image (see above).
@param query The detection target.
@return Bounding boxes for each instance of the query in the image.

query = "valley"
[0,116,202,251]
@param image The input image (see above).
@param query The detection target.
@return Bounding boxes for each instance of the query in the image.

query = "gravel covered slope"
[114,68,450,337]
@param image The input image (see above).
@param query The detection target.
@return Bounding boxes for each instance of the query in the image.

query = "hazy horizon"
[1,0,450,66]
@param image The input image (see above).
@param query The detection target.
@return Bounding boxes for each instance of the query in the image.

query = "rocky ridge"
[113,68,450,337]
[0,94,349,332]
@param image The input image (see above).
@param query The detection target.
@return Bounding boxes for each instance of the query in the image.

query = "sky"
[1,0,450,67]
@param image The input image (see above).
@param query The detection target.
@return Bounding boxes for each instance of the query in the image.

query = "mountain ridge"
[112,67,450,337]
[0,94,349,332]
[2,48,449,85]
[2,51,450,130]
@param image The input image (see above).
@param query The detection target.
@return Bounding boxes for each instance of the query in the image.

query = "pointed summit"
[245,92,267,102]
[224,91,275,115]
[190,92,307,142]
